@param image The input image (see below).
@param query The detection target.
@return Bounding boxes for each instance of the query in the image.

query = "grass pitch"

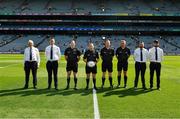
[0,54,180,118]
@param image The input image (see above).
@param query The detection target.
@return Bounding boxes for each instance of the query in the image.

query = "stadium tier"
[0,35,180,55]
[0,0,180,16]
[0,0,180,54]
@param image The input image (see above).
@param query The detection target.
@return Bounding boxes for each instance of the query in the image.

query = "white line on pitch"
[93,88,100,119]
[0,63,20,69]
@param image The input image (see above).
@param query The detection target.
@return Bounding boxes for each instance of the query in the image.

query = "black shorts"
[117,61,128,71]
[66,63,78,72]
[102,62,113,73]
[86,65,97,74]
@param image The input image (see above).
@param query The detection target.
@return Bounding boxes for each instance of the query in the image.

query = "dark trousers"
[150,62,161,88]
[134,62,146,88]
[24,61,38,87]
[46,61,58,88]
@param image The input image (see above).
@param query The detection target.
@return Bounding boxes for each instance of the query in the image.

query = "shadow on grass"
[102,87,155,97]
[0,87,155,97]
[0,87,92,97]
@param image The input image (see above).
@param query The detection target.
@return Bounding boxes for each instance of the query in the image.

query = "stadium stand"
[0,35,180,55]
[0,0,180,16]
[0,0,180,55]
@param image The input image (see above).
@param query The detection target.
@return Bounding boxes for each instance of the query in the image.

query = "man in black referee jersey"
[116,40,131,88]
[100,39,114,89]
[64,40,81,90]
[83,43,99,90]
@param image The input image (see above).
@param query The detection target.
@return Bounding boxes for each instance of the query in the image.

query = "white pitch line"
[93,88,100,119]
[0,63,20,69]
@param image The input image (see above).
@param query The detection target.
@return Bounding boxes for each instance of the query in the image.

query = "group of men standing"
[23,38,163,91]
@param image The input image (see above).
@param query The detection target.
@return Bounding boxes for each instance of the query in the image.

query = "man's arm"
[24,48,26,63]
[77,50,81,62]
[58,47,61,60]
[128,48,131,58]
[36,48,40,67]
[115,48,118,58]
[146,49,149,61]
[64,49,68,61]
[83,51,87,63]
[96,52,99,63]
[161,49,164,62]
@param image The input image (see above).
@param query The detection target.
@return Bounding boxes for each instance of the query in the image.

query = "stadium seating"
[0,0,180,16]
[0,35,180,54]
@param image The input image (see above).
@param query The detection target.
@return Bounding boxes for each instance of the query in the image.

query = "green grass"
[0,54,180,118]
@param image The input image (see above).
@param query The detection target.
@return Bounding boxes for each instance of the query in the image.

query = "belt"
[26,61,37,62]
[48,60,58,62]
[136,61,146,63]
[150,62,161,64]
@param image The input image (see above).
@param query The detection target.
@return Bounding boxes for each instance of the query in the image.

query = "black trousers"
[150,62,161,88]
[134,62,146,88]
[46,61,58,88]
[24,61,38,87]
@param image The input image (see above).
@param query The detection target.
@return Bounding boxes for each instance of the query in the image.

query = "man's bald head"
[120,39,126,48]
[49,38,55,46]
[105,39,111,49]
[70,40,76,49]
[88,43,94,51]
[28,40,34,47]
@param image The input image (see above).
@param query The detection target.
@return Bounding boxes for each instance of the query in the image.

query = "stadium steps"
[34,35,49,48]
[161,37,180,49]
[0,35,22,47]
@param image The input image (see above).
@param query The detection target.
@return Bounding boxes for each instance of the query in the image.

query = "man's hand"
[38,63,40,68]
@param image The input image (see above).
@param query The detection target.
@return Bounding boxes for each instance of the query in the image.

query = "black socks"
[124,76,127,87]
[86,78,90,89]
[67,77,70,87]
[118,75,121,85]
[74,78,77,87]
[109,77,113,86]
[102,77,105,86]
[93,78,96,88]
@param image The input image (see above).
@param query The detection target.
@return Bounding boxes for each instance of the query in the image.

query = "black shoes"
[23,86,37,89]
[74,87,78,90]
[47,86,51,90]
[85,86,89,90]
[109,85,113,89]
[143,87,147,90]
[124,86,127,89]
[116,84,120,88]
[65,85,78,90]
[65,85,69,90]
[93,86,98,90]
[157,88,161,91]
[101,85,104,89]
[23,86,28,89]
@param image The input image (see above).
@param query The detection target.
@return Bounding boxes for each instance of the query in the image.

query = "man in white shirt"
[24,40,40,89]
[45,38,61,90]
[149,40,164,90]
[134,42,148,90]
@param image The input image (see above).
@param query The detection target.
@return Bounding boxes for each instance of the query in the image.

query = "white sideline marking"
[0,63,19,69]
[93,88,100,119]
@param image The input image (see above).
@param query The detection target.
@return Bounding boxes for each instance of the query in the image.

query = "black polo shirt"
[83,50,99,62]
[100,47,114,63]
[116,47,131,62]
[64,47,81,63]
